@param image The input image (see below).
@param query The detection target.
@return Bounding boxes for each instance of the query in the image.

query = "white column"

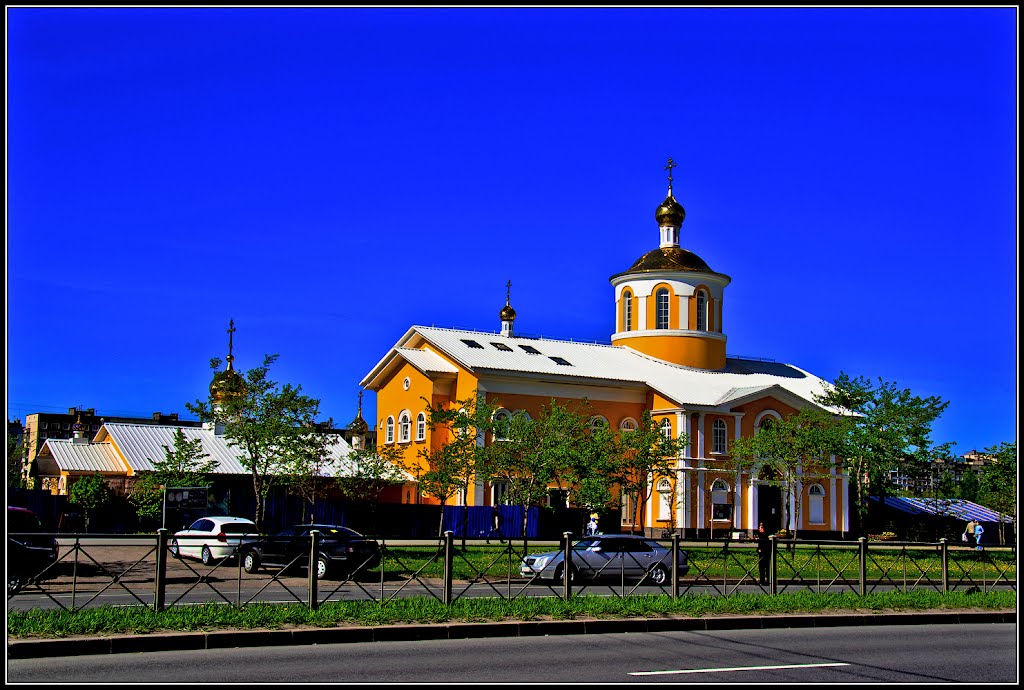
[829,455,837,532]
[733,415,743,529]
[637,295,648,330]
[696,413,705,530]
[795,462,803,532]
[841,468,850,536]
[678,295,690,330]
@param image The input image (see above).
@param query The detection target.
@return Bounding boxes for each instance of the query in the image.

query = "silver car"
[520,534,688,585]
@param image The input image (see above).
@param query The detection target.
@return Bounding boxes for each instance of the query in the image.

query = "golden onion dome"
[348,414,369,435]
[655,193,686,227]
[210,365,246,403]
[499,303,517,321]
[71,414,87,433]
[612,246,715,279]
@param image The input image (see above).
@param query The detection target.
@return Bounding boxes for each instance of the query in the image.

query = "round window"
[403,377,411,390]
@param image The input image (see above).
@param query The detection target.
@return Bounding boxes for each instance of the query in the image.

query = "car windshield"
[572,539,601,550]
[221,523,256,534]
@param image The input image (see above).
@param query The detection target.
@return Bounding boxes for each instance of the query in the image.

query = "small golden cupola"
[609,158,732,370]
[349,391,369,450]
[209,319,247,406]
[72,412,88,443]
[499,280,516,337]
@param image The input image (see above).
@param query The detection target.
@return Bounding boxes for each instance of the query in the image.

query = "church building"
[361,161,851,538]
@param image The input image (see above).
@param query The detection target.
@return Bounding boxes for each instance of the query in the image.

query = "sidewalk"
[7,610,1015,659]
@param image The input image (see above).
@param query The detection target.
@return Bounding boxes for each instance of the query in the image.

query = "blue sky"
[6,7,1017,455]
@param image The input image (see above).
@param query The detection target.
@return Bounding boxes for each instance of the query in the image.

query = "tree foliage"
[69,473,111,532]
[186,354,330,531]
[8,430,25,489]
[813,372,949,535]
[129,428,220,523]
[979,441,1016,545]
[609,410,687,534]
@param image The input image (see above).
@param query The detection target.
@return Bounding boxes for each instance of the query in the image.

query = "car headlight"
[533,556,550,569]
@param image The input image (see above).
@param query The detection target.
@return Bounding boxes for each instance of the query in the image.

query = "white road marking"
[630,662,851,676]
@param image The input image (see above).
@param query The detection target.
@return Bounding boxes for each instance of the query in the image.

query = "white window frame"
[712,419,727,454]
[660,418,672,440]
[385,416,395,444]
[416,412,426,441]
[696,289,708,331]
[808,483,826,524]
[619,417,638,432]
[493,409,511,441]
[398,411,411,443]
[655,288,670,329]
[588,415,608,434]
[623,291,633,331]
[711,479,732,521]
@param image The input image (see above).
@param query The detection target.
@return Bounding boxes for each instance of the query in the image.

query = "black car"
[240,524,380,580]
[8,506,59,595]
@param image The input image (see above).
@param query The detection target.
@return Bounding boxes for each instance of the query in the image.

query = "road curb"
[7,610,1015,660]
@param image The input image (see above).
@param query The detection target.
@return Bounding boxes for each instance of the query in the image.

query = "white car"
[171,516,259,565]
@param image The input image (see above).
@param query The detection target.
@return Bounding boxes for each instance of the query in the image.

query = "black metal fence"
[8,532,1015,612]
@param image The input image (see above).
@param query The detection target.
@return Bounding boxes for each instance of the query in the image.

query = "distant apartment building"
[20,408,203,487]
[889,453,990,494]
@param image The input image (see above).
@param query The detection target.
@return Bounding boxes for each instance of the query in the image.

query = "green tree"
[337,443,409,535]
[69,473,111,532]
[186,354,330,532]
[979,441,1016,545]
[813,372,949,536]
[416,395,497,536]
[610,410,686,535]
[8,429,26,489]
[129,428,220,524]
[957,466,980,503]
[283,421,339,525]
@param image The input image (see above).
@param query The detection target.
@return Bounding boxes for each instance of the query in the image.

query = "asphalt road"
[7,623,1017,683]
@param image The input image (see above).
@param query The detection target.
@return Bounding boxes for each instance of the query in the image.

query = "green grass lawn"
[8,589,1016,639]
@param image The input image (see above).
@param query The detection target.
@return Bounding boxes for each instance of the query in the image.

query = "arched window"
[758,415,777,432]
[696,289,708,331]
[416,412,426,441]
[712,419,727,454]
[623,290,633,332]
[660,418,672,440]
[385,416,395,444]
[619,417,638,432]
[655,288,670,329]
[398,412,411,443]
[657,478,674,519]
[808,484,826,524]
[588,415,608,434]
[493,409,511,441]
[711,479,733,521]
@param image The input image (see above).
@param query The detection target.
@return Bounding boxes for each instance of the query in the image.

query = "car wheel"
[201,546,213,566]
[316,556,329,580]
[243,551,260,574]
[649,564,668,585]
[553,564,575,584]
[8,572,24,596]
[170,540,180,559]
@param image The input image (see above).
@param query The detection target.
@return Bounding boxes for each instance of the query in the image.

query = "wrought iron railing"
[7,532,1015,612]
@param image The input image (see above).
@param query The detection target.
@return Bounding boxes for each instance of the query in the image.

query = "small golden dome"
[499,304,517,321]
[655,193,686,226]
[348,415,369,435]
[210,366,246,403]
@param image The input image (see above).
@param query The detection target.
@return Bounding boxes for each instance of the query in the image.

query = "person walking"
[486,506,503,544]
[756,522,771,586]
[973,521,984,551]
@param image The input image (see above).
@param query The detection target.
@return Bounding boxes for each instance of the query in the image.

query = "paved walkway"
[7,609,1015,659]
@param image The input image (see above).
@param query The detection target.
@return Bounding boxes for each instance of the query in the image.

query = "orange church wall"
[616,335,725,369]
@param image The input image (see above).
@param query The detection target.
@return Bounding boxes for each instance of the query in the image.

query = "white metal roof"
[39,439,125,473]
[97,423,381,478]
[365,325,842,413]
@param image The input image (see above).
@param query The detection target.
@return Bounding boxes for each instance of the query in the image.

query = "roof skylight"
[461,339,484,349]
[519,345,542,354]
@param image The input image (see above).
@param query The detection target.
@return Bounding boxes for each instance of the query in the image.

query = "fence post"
[443,531,454,605]
[154,529,168,612]
[562,531,573,601]
[671,532,680,600]
[858,536,867,596]
[769,535,777,595]
[940,537,948,593]
[308,530,320,610]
